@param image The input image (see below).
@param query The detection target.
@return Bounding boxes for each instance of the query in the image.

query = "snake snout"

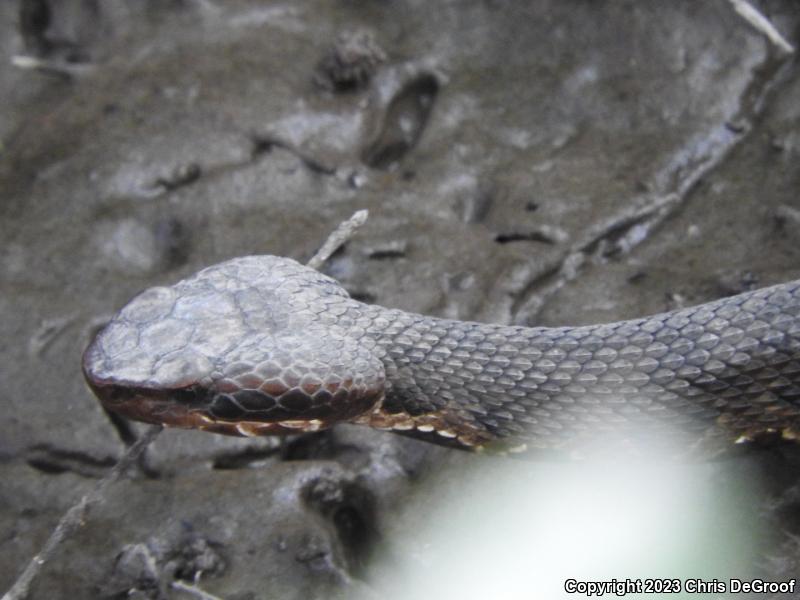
[82,317,215,428]
[82,372,209,429]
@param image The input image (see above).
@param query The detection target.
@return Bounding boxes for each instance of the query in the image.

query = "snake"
[82,255,800,455]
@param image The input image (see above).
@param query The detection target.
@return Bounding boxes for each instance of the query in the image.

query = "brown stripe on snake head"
[85,365,385,437]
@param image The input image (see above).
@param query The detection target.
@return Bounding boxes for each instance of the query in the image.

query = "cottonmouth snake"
[83,256,800,454]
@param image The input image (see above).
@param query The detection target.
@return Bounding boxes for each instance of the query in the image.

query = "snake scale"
[83,255,800,455]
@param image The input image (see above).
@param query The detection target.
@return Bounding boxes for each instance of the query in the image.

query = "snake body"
[83,256,800,454]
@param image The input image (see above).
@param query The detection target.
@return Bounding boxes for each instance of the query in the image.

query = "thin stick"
[728,0,795,55]
[307,209,369,270]
[171,580,225,600]
[512,26,793,325]
[11,55,95,78]
[2,426,163,600]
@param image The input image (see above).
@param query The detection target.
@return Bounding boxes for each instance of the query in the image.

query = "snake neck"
[349,282,800,453]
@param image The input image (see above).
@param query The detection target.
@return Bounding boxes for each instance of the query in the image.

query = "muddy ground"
[2,1,800,598]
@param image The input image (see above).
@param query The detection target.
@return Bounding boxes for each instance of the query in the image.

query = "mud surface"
[2,1,800,598]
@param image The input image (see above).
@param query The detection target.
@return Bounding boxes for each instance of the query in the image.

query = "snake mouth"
[82,375,312,436]
[83,372,209,427]
[81,340,218,430]
[85,378,362,436]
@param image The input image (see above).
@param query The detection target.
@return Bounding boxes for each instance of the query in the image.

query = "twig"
[306,209,369,270]
[171,580,225,600]
[728,0,795,55]
[11,55,95,79]
[2,425,163,600]
[512,36,793,325]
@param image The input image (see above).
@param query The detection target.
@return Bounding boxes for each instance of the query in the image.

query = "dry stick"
[513,38,793,325]
[1,425,163,600]
[513,2,795,325]
[171,580,225,600]
[728,0,795,55]
[10,55,96,78]
[307,209,369,270]
[2,211,370,600]
[513,166,721,324]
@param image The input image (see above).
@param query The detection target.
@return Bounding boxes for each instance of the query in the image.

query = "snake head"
[82,256,386,436]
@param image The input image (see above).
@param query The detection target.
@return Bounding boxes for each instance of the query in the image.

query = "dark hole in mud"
[494,231,556,244]
[250,134,277,157]
[19,0,50,40]
[347,290,376,304]
[628,271,648,284]
[302,474,379,580]
[333,505,374,577]
[365,240,408,260]
[361,73,440,169]
[154,164,201,192]
[367,249,405,260]
[154,216,191,269]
